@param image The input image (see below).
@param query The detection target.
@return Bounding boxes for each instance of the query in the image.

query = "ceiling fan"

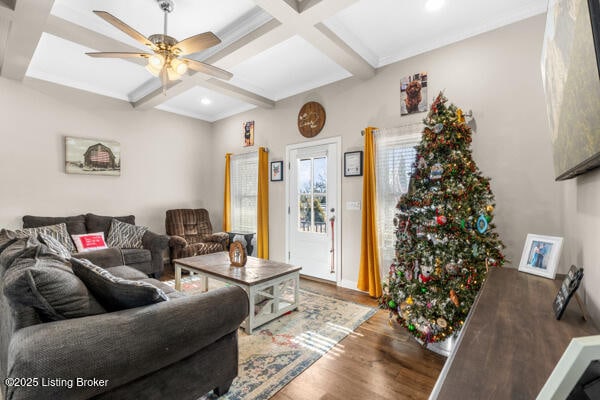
[86,0,232,94]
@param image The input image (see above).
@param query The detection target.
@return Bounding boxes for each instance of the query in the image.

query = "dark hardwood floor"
[161,264,446,400]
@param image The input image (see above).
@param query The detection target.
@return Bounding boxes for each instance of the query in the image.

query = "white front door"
[286,138,340,282]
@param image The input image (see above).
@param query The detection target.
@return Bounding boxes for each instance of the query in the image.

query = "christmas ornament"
[457,108,465,123]
[436,215,447,225]
[417,157,428,169]
[486,204,494,213]
[419,265,434,283]
[445,262,459,275]
[436,318,448,328]
[406,296,414,305]
[472,243,479,256]
[450,289,460,307]
[429,163,444,180]
[433,123,444,134]
[476,214,489,233]
[388,300,397,309]
[408,324,415,331]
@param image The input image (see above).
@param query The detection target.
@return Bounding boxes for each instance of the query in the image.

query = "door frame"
[285,136,342,284]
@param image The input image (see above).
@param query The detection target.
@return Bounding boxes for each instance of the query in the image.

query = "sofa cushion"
[71,232,109,253]
[139,278,186,299]
[22,214,87,236]
[38,232,72,259]
[3,255,106,321]
[72,247,124,269]
[107,219,148,249]
[86,213,135,238]
[71,258,168,311]
[16,223,76,253]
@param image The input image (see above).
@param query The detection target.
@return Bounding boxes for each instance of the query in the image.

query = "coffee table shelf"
[174,252,301,334]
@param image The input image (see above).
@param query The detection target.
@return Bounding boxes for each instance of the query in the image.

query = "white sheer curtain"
[230,151,258,233]
[374,127,421,280]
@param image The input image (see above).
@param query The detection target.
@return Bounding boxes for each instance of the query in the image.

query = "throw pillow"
[106,219,148,249]
[16,223,76,253]
[3,255,106,321]
[71,232,109,253]
[70,258,168,311]
[38,232,72,259]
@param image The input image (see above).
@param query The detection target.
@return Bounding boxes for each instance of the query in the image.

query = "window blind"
[230,152,258,233]
[375,130,421,278]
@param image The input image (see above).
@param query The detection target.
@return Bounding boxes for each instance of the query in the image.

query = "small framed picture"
[518,234,563,279]
[344,151,363,177]
[270,160,283,181]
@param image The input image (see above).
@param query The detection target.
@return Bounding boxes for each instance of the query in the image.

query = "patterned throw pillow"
[106,219,148,249]
[70,258,168,311]
[16,223,76,253]
[71,232,108,253]
[38,233,72,259]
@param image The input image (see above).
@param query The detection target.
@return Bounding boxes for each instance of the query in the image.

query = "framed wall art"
[270,161,283,181]
[243,121,254,147]
[65,136,120,176]
[344,151,363,177]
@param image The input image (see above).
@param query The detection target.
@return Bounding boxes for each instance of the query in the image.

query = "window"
[297,156,328,233]
[230,152,258,233]
[375,130,420,277]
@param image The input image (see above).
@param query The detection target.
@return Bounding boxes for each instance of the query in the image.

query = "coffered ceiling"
[0,0,548,122]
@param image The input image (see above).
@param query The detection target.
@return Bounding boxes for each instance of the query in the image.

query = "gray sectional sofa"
[0,225,249,399]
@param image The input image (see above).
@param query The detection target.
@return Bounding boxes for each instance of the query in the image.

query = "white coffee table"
[174,252,301,334]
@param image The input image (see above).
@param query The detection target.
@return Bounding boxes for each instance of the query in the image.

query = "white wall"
[0,77,212,233]
[208,14,562,289]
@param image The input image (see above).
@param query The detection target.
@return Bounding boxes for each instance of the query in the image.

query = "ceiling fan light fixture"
[166,67,182,81]
[148,53,165,68]
[170,58,188,75]
[146,63,162,77]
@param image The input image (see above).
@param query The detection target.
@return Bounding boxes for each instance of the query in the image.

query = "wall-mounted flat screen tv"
[541,0,600,181]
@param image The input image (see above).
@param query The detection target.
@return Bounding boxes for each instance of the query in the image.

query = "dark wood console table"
[431,267,598,399]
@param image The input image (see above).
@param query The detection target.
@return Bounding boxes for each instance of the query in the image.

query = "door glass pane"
[313,195,327,233]
[298,194,311,231]
[298,159,312,194]
[313,157,327,193]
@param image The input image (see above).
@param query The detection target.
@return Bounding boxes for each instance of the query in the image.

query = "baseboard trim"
[337,279,366,293]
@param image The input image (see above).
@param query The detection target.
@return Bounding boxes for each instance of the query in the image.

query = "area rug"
[164,277,377,400]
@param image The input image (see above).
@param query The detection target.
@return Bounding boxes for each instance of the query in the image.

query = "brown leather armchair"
[165,209,229,261]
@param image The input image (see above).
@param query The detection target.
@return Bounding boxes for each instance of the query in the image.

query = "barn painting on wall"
[65,136,121,176]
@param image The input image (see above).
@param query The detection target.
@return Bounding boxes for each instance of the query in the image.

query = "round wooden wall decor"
[298,101,326,138]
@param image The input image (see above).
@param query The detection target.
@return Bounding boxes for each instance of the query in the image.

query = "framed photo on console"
[518,234,563,279]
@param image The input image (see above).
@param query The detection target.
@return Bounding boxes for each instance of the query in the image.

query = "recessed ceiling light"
[200,97,212,105]
[425,0,445,12]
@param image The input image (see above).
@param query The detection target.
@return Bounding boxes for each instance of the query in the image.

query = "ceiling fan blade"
[86,52,152,59]
[93,10,157,51]
[182,58,233,81]
[173,32,221,56]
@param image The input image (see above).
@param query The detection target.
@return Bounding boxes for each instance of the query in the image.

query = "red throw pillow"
[71,233,109,253]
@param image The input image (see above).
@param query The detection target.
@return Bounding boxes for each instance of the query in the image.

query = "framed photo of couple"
[518,234,564,279]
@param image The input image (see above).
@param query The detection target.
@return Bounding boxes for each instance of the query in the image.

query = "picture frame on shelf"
[344,151,363,177]
[270,160,283,181]
[518,234,563,279]
[229,241,247,267]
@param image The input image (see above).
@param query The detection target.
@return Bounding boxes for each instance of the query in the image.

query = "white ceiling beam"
[133,72,275,109]
[134,19,287,109]
[1,0,54,80]
[44,15,147,66]
[254,0,374,78]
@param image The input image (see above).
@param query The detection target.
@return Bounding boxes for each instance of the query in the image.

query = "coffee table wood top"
[174,252,301,286]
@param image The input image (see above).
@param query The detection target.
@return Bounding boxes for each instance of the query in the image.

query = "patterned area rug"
[164,277,376,400]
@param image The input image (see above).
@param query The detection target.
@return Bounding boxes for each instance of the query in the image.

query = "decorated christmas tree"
[381,92,505,344]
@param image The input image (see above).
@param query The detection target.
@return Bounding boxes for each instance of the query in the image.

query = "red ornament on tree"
[436,215,447,225]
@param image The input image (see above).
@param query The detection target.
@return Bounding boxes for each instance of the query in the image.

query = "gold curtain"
[357,127,382,297]
[257,147,269,258]
[223,153,232,232]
